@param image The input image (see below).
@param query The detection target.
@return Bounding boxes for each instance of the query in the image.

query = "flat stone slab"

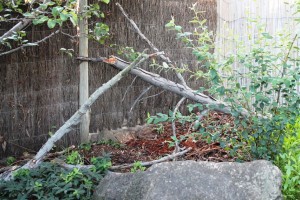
[94,160,282,200]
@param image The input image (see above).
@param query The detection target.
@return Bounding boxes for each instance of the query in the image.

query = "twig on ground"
[110,147,192,170]
[51,158,94,170]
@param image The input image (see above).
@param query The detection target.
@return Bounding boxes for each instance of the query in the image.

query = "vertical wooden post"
[78,0,90,143]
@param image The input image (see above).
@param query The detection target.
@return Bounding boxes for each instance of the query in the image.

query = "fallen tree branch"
[0,30,60,57]
[110,147,192,170]
[1,147,191,174]
[77,56,250,117]
[51,158,94,170]
[1,50,160,181]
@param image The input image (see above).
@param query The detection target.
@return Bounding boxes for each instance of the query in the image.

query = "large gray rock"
[94,160,282,200]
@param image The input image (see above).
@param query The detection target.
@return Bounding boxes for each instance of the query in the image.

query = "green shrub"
[275,118,300,199]
[130,161,146,173]
[66,151,83,165]
[160,4,300,161]
[0,160,108,200]
[6,156,16,166]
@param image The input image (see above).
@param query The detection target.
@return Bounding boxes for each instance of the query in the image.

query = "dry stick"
[129,86,152,113]
[0,30,60,57]
[40,147,192,171]
[172,97,186,155]
[276,34,298,104]
[51,158,94,170]
[121,76,138,102]
[2,51,159,181]
[138,90,165,102]
[78,56,250,117]
[127,86,152,126]
[110,147,192,170]
[0,146,76,175]
[116,3,189,89]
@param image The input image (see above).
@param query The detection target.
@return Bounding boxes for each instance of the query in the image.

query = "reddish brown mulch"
[79,111,236,168]
[0,111,237,171]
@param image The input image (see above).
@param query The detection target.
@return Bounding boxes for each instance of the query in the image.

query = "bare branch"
[110,147,192,170]
[276,34,298,103]
[0,30,60,57]
[138,90,165,102]
[60,31,78,39]
[127,86,152,126]
[116,3,189,89]
[121,76,137,102]
[172,97,186,155]
[129,86,152,114]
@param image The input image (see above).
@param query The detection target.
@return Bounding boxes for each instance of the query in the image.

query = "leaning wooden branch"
[77,56,250,117]
[1,51,158,181]
[0,30,60,57]
[110,147,192,170]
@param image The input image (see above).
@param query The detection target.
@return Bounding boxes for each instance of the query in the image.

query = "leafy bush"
[275,118,300,199]
[0,156,111,200]
[130,161,146,173]
[158,4,300,161]
[6,156,16,166]
[66,151,84,165]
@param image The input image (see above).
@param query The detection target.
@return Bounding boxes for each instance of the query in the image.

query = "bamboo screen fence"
[0,0,217,157]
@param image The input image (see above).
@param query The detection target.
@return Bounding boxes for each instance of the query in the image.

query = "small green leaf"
[52,7,63,17]
[101,0,110,4]
[33,16,49,25]
[60,12,69,22]
[69,13,78,26]
[262,32,273,39]
[47,19,56,29]
[174,25,182,31]
[162,62,169,68]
